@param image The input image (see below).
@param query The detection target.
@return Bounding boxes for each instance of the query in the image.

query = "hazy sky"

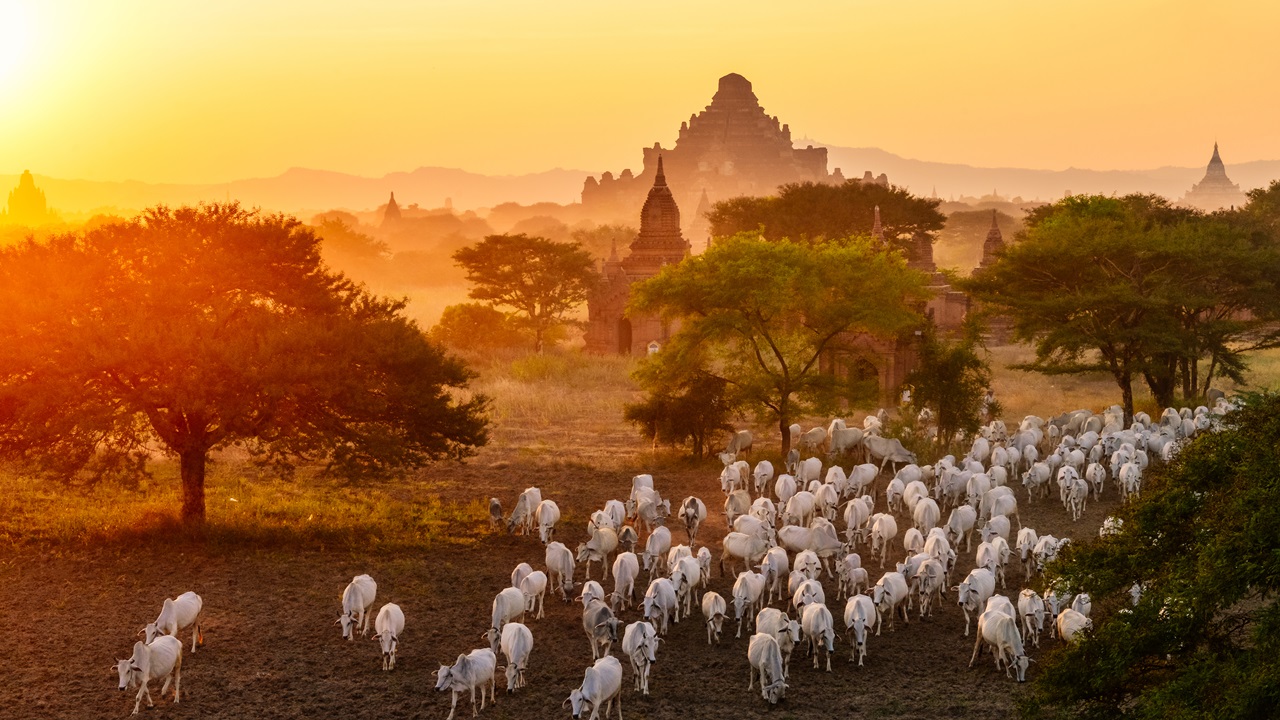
[3,0,1277,183]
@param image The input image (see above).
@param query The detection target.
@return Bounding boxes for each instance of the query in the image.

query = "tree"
[429,302,530,354]
[964,194,1280,424]
[0,204,489,524]
[904,323,992,449]
[1028,393,1280,720]
[623,371,734,458]
[706,180,945,250]
[452,233,597,353]
[629,233,928,454]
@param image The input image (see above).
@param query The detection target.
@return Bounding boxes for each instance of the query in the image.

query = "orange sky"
[3,0,1277,183]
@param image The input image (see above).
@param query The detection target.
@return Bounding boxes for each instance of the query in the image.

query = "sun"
[0,0,31,92]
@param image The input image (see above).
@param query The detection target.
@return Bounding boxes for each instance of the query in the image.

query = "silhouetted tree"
[0,203,489,524]
[904,323,992,449]
[624,372,734,458]
[706,180,945,250]
[453,233,597,353]
[430,302,529,354]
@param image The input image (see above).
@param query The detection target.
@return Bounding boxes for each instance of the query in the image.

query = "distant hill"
[817,145,1280,203]
[0,166,593,218]
[7,147,1280,220]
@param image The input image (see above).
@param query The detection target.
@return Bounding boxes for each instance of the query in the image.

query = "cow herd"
[113,397,1236,717]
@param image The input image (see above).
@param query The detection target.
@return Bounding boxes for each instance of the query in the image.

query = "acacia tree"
[706,180,945,249]
[965,194,1280,423]
[1029,393,1280,720]
[629,233,927,455]
[0,204,489,524]
[452,233,597,353]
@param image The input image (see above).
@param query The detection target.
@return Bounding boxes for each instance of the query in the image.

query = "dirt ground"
[0,449,1123,720]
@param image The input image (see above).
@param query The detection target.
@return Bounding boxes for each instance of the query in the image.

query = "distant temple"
[381,192,402,227]
[3,170,54,226]
[1179,143,1247,211]
[979,209,1005,269]
[581,74,883,234]
[585,157,691,355]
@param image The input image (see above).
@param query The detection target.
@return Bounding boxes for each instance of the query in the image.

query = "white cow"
[566,656,623,720]
[520,570,549,619]
[747,633,788,705]
[535,499,561,545]
[679,496,707,544]
[954,567,996,637]
[609,553,639,612]
[702,591,727,644]
[435,648,497,720]
[843,593,876,666]
[801,602,836,672]
[373,603,405,671]
[969,610,1031,682]
[115,636,182,715]
[144,591,203,653]
[753,461,775,497]
[499,622,533,693]
[732,571,768,638]
[338,574,378,640]
[545,541,576,601]
[621,620,659,696]
[871,571,910,635]
[1018,589,1047,648]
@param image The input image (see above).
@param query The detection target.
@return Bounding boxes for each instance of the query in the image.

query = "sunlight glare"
[0,0,31,94]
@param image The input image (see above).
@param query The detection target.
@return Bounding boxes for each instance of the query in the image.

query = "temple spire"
[872,205,884,243]
[382,191,402,227]
[990,208,999,231]
[654,155,667,187]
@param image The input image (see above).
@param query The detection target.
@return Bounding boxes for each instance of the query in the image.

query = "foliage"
[964,194,1280,424]
[624,372,735,458]
[312,217,389,263]
[0,203,489,523]
[453,233,598,353]
[1027,392,1280,720]
[629,233,928,453]
[571,223,637,259]
[904,322,993,448]
[706,180,945,251]
[429,302,530,354]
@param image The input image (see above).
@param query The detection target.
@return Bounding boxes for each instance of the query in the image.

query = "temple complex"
[2,170,54,226]
[1179,143,1247,211]
[584,157,691,355]
[581,74,873,234]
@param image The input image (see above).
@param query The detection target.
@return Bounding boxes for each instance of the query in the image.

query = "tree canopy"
[705,180,945,250]
[0,203,489,523]
[629,233,928,453]
[903,323,993,449]
[453,233,597,353]
[964,194,1280,423]
[1029,393,1280,720]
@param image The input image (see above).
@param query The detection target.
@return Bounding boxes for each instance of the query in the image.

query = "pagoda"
[585,157,691,355]
[3,170,54,226]
[1179,143,1247,211]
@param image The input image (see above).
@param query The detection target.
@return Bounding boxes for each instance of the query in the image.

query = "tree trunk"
[534,325,544,354]
[180,447,208,524]
[1119,372,1134,429]
[778,414,791,457]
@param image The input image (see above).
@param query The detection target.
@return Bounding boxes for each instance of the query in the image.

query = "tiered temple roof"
[1179,143,1247,211]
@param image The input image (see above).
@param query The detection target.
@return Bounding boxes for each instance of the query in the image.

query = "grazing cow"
[507,487,543,536]
[954,567,997,637]
[753,461,775,497]
[144,591,203,653]
[969,611,1031,682]
[702,591,728,644]
[583,598,620,659]
[641,578,678,637]
[499,622,533,693]
[726,429,754,457]
[435,649,497,720]
[338,575,378,640]
[746,633,787,705]
[535,500,561,545]
[565,656,623,720]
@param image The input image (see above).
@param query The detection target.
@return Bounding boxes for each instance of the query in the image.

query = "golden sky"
[3,0,1277,183]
